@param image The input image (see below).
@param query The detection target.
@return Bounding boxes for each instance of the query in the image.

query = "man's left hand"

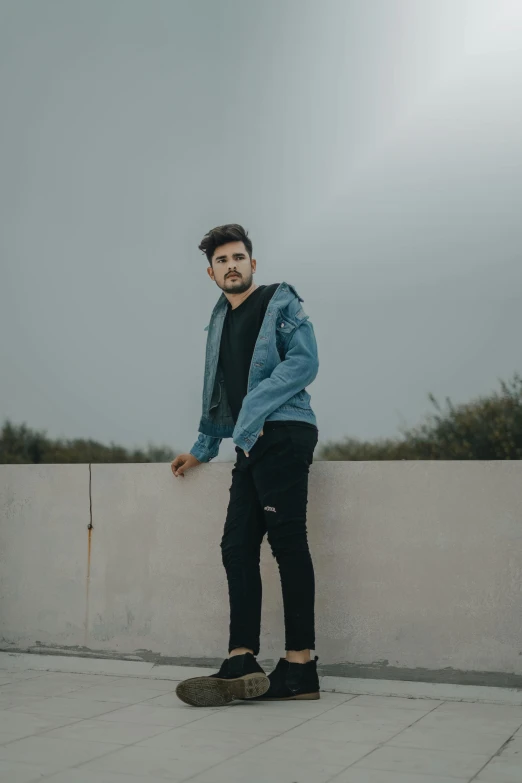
[244,429,263,458]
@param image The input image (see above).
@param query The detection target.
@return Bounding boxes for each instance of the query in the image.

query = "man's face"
[207,241,256,294]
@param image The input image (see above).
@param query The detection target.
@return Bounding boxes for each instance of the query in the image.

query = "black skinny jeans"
[221,421,318,656]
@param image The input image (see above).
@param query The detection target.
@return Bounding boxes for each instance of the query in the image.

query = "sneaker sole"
[175,672,270,707]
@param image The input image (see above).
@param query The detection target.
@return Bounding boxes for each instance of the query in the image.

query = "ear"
[207,265,214,281]
[251,258,257,274]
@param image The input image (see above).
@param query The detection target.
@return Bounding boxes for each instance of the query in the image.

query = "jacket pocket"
[276,304,309,338]
[276,318,294,335]
[275,314,295,356]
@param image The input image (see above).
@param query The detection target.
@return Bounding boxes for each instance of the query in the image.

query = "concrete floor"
[0,660,521,782]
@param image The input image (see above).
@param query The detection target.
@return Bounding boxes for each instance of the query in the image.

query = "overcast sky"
[1,0,521,460]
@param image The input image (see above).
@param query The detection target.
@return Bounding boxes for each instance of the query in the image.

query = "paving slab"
[0,658,520,782]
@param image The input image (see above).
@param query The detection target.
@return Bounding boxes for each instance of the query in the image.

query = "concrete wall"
[1,462,522,687]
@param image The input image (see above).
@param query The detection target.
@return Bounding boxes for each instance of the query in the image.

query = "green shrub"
[320,373,522,461]
[0,421,176,464]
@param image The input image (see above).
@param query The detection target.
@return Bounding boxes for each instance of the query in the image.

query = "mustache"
[226,272,241,279]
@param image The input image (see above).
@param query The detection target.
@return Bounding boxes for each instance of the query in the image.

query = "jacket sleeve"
[232,313,319,454]
[190,432,222,463]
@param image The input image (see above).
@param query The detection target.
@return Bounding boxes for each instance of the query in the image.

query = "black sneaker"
[175,653,270,707]
[252,656,320,701]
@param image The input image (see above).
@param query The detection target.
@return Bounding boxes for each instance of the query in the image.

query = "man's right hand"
[171,453,201,478]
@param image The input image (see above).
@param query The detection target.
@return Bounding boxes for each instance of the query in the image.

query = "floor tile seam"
[172,702,360,783]
[467,720,522,782]
[314,700,466,783]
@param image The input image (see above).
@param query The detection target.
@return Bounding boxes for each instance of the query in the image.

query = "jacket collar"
[211,281,302,318]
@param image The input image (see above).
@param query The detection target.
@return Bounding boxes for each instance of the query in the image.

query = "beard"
[220,271,253,294]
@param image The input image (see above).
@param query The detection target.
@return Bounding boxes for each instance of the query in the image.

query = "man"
[171,224,320,707]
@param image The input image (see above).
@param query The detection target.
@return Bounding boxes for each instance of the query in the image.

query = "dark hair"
[198,224,253,264]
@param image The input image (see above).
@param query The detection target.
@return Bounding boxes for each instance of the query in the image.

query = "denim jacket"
[190,282,319,462]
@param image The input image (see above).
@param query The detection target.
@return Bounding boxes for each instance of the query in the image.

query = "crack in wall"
[84,464,93,647]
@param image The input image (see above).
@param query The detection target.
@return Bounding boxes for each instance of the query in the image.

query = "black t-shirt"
[219,284,279,422]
